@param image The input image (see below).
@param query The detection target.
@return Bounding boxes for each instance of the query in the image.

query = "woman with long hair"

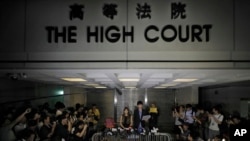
[120,107,133,130]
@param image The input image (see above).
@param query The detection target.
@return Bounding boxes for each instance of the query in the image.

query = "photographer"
[71,120,88,141]
[193,106,208,140]
[172,105,185,140]
[88,104,100,130]
[207,106,224,140]
[53,114,72,141]
[178,122,191,141]
[39,114,56,141]
[0,108,31,141]
[184,104,195,131]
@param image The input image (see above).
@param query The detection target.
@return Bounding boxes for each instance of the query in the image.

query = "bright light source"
[85,84,99,86]
[173,79,198,82]
[161,82,179,86]
[114,96,117,104]
[119,78,140,82]
[61,78,86,82]
[154,86,167,89]
[56,90,64,95]
[125,87,137,89]
[95,86,107,89]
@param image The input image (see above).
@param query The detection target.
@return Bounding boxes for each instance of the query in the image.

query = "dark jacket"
[53,124,69,141]
[133,109,148,129]
[39,125,52,141]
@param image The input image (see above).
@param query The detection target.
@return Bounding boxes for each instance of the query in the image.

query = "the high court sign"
[45,3,212,44]
[26,0,233,52]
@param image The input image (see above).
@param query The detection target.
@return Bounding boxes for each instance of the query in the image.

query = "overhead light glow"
[161,82,179,86]
[154,86,167,89]
[173,79,198,82]
[61,78,86,82]
[125,87,137,89]
[85,84,99,86]
[95,86,107,89]
[119,78,140,82]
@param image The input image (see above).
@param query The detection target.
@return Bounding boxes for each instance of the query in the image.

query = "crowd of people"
[0,100,160,141]
[0,102,101,141]
[172,104,250,141]
[1,99,249,141]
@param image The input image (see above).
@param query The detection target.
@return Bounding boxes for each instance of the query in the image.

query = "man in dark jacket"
[53,114,72,141]
[133,101,148,133]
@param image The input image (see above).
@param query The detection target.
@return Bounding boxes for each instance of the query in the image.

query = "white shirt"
[175,112,185,125]
[185,110,195,124]
[56,110,63,117]
[0,122,16,141]
[14,123,27,133]
[209,114,224,131]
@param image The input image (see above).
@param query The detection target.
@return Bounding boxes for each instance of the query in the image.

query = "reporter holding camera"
[172,105,185,140]
[53,114,72,141]
[71,121,88,141]
[207,106,224,140]
[0,108,31,141]
[39,114,56,141]
[88,104,100,130]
